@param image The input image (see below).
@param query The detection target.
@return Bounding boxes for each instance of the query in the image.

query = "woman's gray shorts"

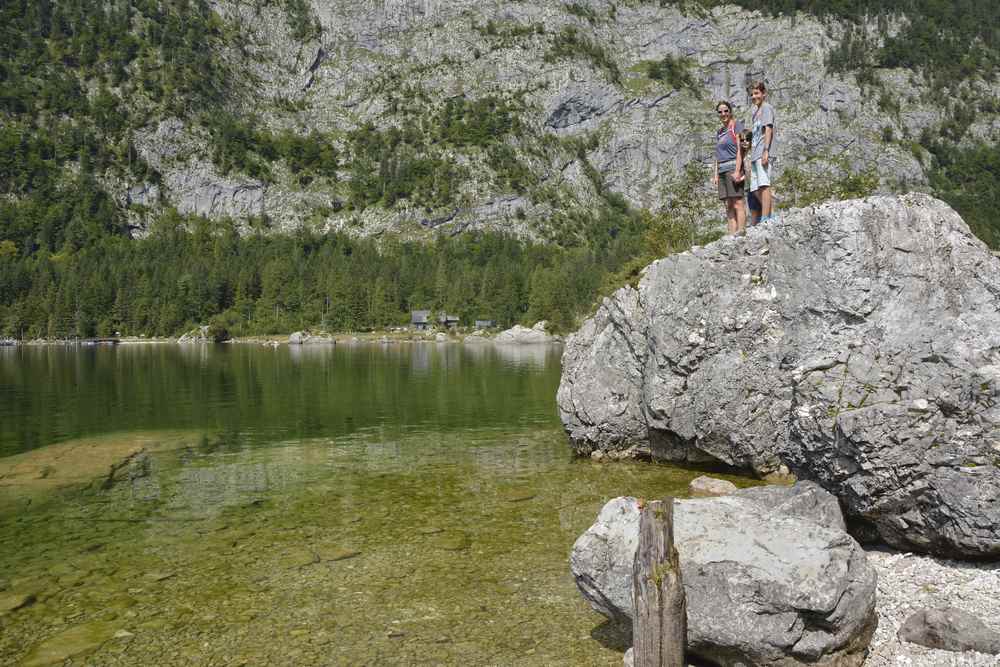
[717,171,745,200]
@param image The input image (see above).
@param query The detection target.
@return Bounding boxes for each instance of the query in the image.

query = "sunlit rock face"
[559,194,1000,559]
[127,1,972,237]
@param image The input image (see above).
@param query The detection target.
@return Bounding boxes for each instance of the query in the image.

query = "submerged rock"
[571,482,877,666]
[101,449,151,490]
[558,194,1000,559]
[20,621,117,666]
[687,475,737,497]
[898,607,1000,654]
[0,591,35,615]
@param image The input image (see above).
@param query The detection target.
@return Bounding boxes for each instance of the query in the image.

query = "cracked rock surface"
[558,194,1000,559]
[571,482,877,666]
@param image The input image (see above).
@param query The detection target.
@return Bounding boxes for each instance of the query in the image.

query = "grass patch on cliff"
[203,113,339,186]
[626,55,702,97]
[471,19,545,52]
[545,26,621,83]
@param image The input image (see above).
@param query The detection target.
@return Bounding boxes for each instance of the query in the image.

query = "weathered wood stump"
[632,498,686,667]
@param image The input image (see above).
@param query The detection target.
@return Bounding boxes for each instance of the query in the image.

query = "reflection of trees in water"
[3,343,564,461]
[410,342,431,376]
[457,341,561,369]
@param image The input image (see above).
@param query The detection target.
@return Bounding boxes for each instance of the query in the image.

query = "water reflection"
[0,342,565,457]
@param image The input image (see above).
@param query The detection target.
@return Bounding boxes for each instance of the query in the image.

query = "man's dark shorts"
[718,172,744,200]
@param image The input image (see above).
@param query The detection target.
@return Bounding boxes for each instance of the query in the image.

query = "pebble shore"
[866,548,1000,666]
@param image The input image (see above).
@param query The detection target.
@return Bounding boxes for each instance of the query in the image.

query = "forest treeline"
[0,212,640,339]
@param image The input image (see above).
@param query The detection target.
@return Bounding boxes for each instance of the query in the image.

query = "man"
[748,81,776,223]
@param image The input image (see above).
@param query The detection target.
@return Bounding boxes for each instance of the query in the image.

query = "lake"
[0,343,746,665]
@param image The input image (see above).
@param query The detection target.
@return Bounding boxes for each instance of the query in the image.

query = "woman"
[712,101,746,235]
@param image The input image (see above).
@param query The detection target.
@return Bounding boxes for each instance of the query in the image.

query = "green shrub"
[645,54,700,95]
[544,26,621,83]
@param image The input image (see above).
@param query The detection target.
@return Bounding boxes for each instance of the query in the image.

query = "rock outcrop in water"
[558,194,1000,559]
[572,482,877,666]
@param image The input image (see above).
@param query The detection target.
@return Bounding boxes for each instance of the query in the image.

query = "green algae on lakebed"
[0,428,759,665]
[0,344,762,664]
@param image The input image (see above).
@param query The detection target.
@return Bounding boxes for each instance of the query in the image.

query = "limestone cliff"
[121,1,997,238]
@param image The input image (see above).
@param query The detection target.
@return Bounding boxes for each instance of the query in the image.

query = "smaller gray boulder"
[897,607,1000,654]
[688,475,737,497]
[571,482,876,666]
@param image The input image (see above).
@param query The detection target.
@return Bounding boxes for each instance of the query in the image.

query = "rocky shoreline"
[561,195,1000,664]
[6,321,564,348]
[866,549,1000,666]
[573,480,1000,666]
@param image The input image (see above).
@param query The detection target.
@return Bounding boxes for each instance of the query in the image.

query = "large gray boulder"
[572,482,877,666]
[558,194,1000,559]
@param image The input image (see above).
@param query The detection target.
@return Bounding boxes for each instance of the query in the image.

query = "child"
[736,130,762,226]
[749,81,776,223]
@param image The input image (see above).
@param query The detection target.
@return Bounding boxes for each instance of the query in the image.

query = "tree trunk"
[632,498,686,667]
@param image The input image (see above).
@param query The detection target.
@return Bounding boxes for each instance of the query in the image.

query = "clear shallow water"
[0,343,754,665]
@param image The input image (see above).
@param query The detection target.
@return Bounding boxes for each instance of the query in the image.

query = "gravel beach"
[866,549,1000,666]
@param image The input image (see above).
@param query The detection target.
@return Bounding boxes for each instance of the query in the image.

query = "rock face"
[113,1,996,238]
[495,321,558,344]
[571,482,877,666]
[897,608,1000,654]
[558,194,1000,559]
[136,118,267,223]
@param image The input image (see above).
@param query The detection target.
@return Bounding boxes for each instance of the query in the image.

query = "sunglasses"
[717,109,730,115]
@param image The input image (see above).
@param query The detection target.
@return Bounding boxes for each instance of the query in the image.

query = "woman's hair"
[716,100,732,113]
[750,81,766,93]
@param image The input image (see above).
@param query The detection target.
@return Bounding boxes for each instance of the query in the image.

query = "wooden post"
[632,498,686,667]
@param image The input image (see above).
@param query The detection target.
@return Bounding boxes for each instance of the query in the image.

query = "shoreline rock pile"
[287,331,335,345]
[495,321,560,344]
